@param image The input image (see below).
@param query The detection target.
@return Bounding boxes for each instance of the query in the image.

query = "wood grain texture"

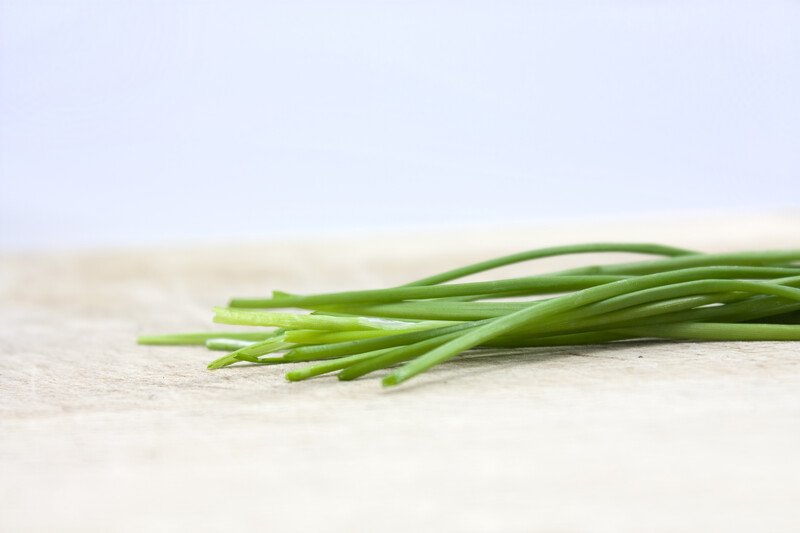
[2,213,799,532]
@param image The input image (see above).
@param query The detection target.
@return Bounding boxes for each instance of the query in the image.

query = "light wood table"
[2,213,799,532]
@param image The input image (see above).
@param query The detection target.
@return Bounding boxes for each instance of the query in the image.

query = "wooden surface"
[2,213,800,532]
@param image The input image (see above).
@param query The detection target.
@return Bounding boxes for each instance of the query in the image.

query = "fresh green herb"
[138,243,800,387]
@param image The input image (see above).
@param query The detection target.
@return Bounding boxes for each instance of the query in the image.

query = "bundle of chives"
[138,243,800,387]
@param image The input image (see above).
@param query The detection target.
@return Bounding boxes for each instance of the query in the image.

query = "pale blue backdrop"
[1,1,798,249]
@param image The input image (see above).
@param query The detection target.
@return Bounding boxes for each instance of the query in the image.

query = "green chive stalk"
[137,243,800,388]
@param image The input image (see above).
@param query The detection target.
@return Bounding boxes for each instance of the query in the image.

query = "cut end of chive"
[207,353,242,369]
[207,359,230,370]
[382,374,401,387]
[285,370,305,382]
[137,335,183,345]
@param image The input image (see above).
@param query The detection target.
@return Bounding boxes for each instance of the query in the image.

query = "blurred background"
[1,0,798,251]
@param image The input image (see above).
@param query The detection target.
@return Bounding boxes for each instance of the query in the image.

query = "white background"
[1,0,798,250]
